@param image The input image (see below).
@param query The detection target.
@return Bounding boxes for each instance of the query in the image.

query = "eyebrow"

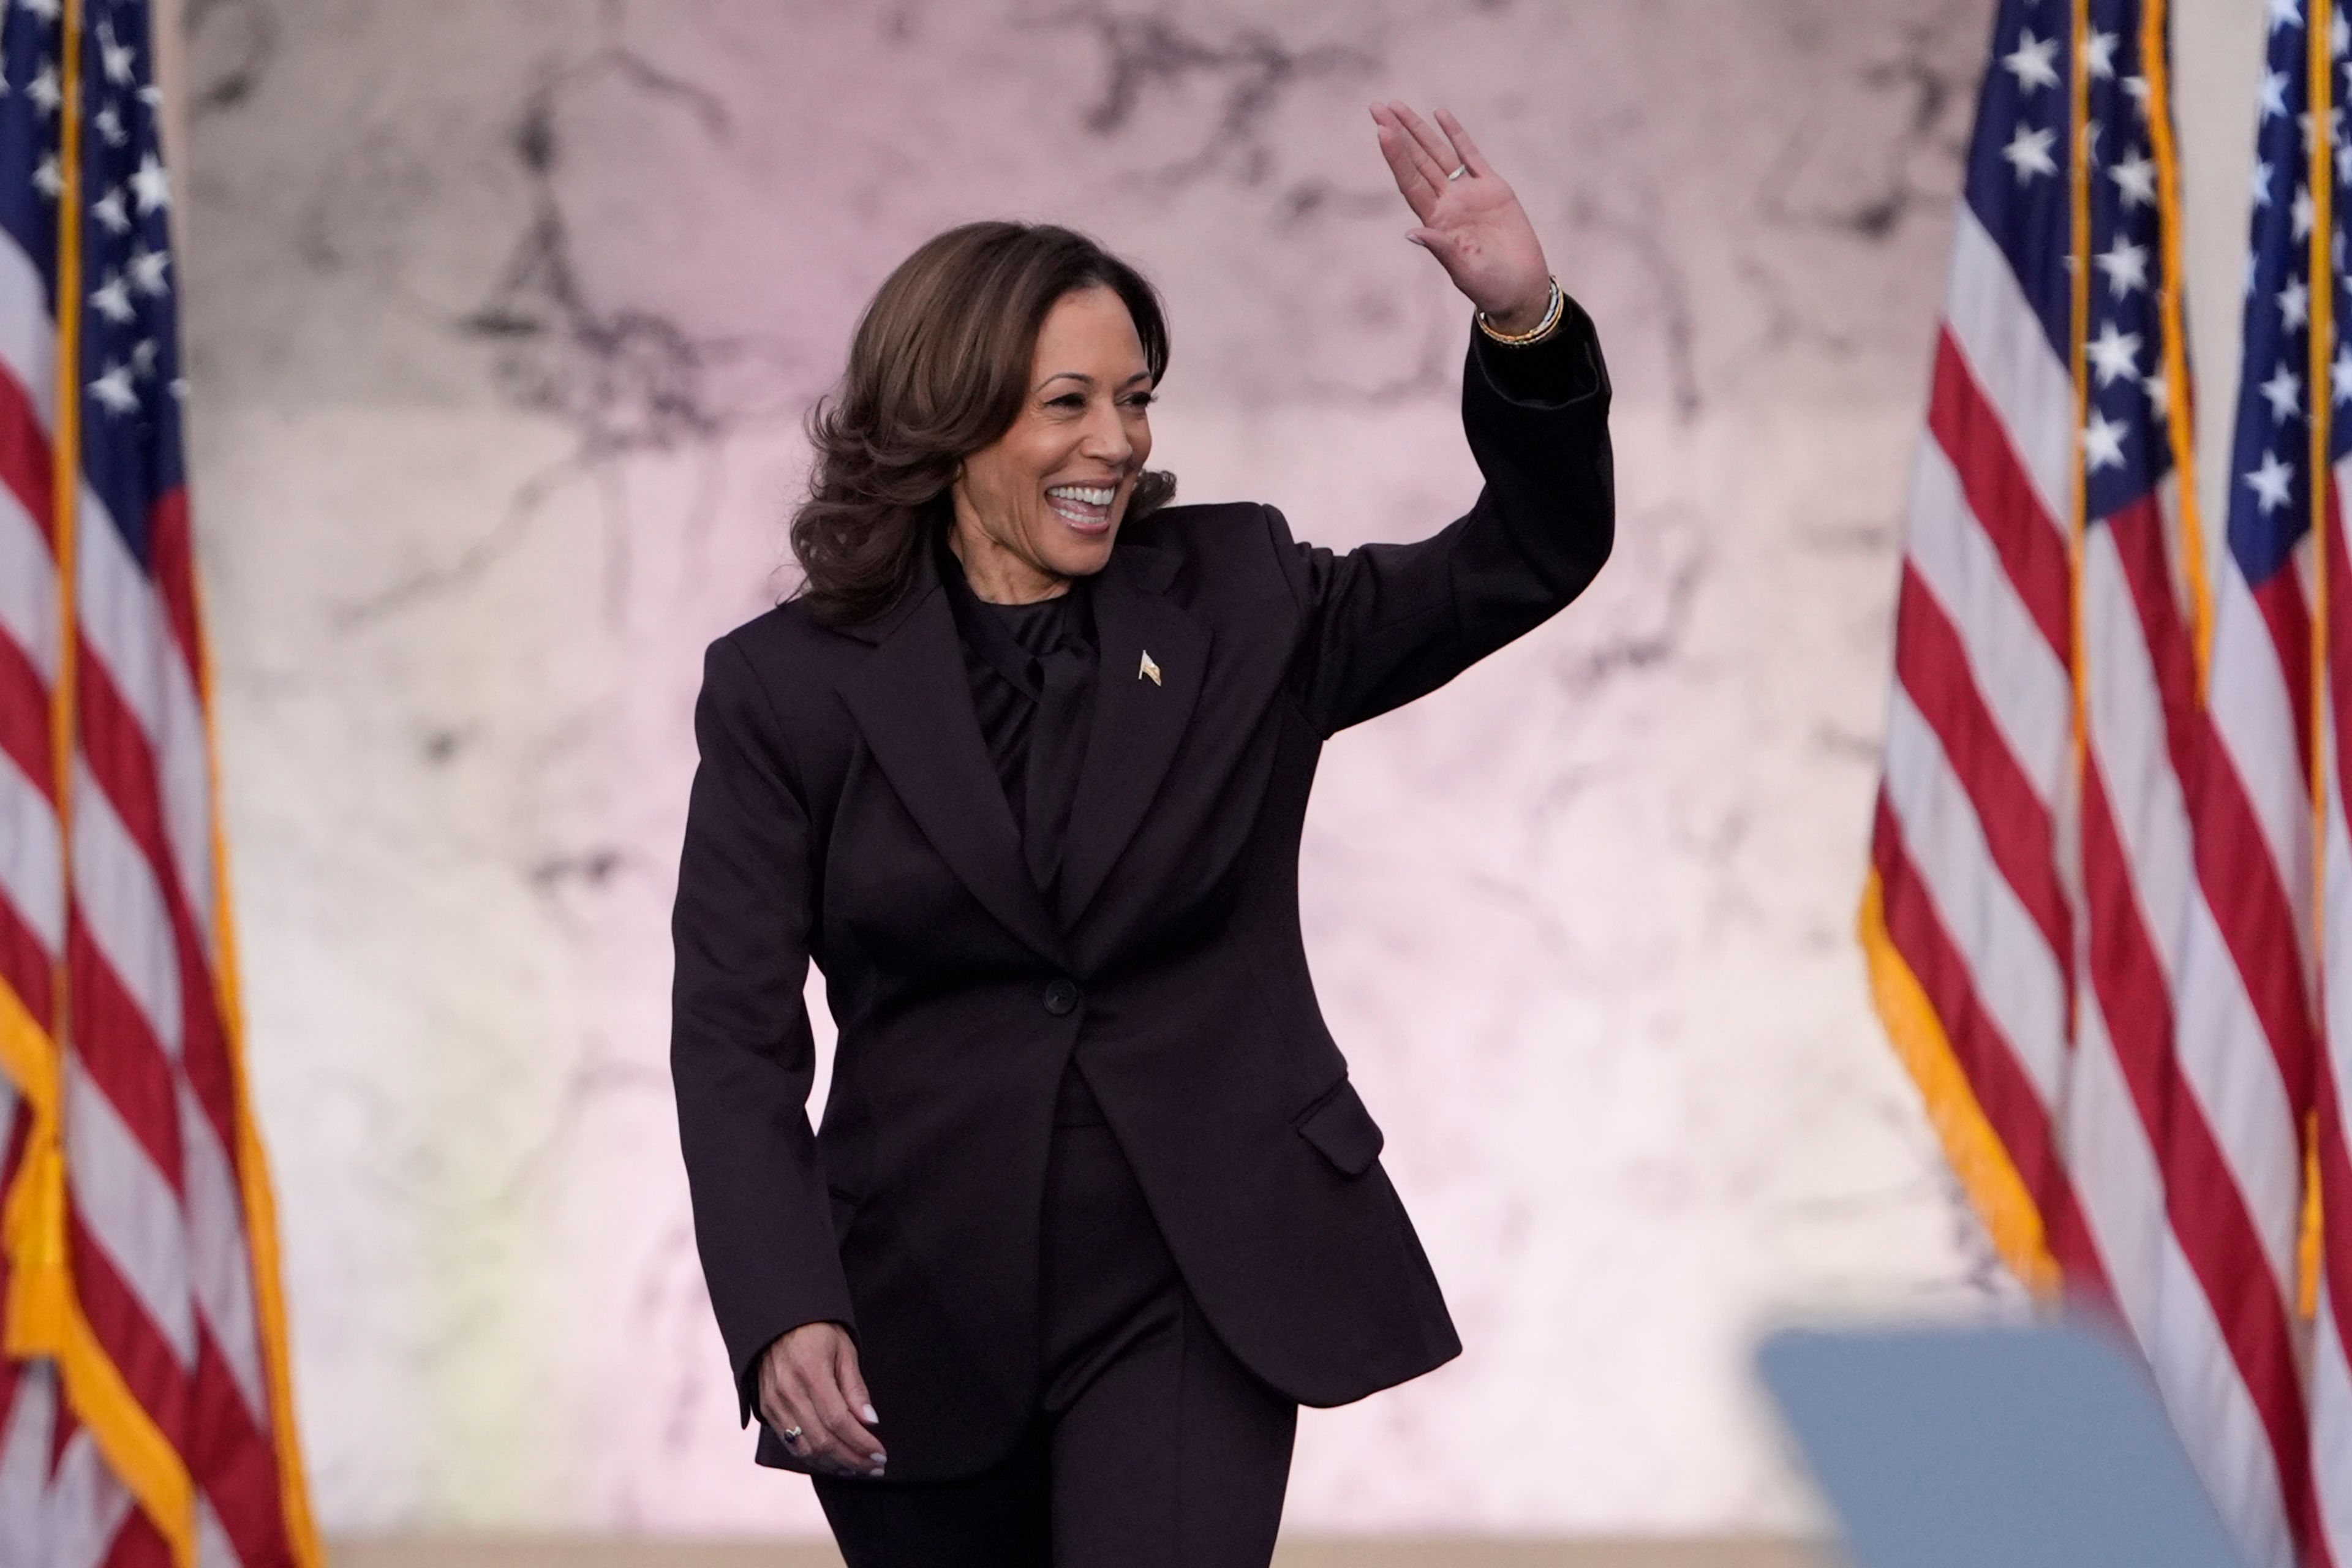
[1036,370,1155,391]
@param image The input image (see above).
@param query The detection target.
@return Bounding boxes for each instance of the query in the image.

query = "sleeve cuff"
[1469,295,1605,410]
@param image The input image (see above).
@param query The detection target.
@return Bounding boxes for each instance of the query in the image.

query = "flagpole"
[2144,0,2210,690]
[2304,0,2339,1330]
[2067,0,2094,1083]
[7,0,88,1363]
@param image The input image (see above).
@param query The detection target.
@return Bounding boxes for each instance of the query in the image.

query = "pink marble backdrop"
[175,0,2024,1536]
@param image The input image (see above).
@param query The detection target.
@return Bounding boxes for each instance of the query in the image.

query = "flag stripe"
[1905,433,2073,796]
[1880,684,2070,1105]
[1928,328,2073,657]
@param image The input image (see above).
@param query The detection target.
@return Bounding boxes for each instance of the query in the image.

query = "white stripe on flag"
[65,1057,194,1366]
[1881,684,2068,1106]
[181,1082,266,1423]
[2315,1284,2352,1566]
[69,753,182,1061]
[74,476,217,958]
[45,1431,134,1568]
[2082,529,2302,1289]
[2206,562,2315,938]
[0,1360,55,1567]
[1905,435,2072,796]
[1943,207,2075,534]
[0,478,55,688]
[2071,1001,2297,1568]
[0,225,55,435]
[0,746,61,956]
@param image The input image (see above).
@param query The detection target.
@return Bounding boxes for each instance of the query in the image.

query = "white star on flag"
[2280,275,2310,329]
[30,154,59,199]
[2089,321,2143,386]
[127,244,168,296]
[2109,148,2157,207]
[2084,409,2130,472]
[2085,29,2117,79]
[2144,368,2171,418]
[2274,0,2304,31]
[91,186,127,235]
[26,62,58,116]
[2123,73,2152,116]
[2260,363,2303,422]
[2245,448,2296,512]
[2334,345,2352,405]
[88,271,134,326]
[97,20,135,86]
[2003,124,2057,183]
[2262,69,2291,119]
[17,0,59,21]
[2296,185,2316,239]
[92,104,124,148]
[129,151,168,215]
[2097,236,2150,298]
[87,361,137,417]
[2003,30,2060,92]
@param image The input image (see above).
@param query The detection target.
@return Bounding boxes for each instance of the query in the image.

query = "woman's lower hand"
[760,1321,886,1478]
[1370,102,1552,332]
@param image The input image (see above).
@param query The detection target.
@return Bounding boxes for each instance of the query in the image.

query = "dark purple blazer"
[671,304,1615,1482]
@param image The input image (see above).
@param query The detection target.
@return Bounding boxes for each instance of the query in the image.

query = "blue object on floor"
[1757,1321,2244,1568]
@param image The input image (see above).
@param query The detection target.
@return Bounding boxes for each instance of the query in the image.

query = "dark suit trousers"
[813,1092,1298,1567]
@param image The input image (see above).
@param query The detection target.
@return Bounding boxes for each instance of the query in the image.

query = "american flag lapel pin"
[1138,650,1162,685]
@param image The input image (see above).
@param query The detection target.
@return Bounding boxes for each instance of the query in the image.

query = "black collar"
[935,532,1093,698]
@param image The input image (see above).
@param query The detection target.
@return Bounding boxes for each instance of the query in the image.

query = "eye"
[1122,391,1156,410]
[1046,393,1087,411]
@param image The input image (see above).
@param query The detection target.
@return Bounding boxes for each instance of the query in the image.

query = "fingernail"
[870,1452,886,1464]
[867,1467,884,1478]
[862,1403,879,1423]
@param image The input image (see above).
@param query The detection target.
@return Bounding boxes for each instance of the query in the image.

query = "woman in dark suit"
[671,103,1613,1566]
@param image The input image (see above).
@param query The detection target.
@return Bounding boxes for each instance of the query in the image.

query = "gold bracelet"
[1476,276,1564,346]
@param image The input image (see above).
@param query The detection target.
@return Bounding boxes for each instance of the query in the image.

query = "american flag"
[1864,0,2338,1564]
[2309,0,2352,1555]
[0,2,318,1564]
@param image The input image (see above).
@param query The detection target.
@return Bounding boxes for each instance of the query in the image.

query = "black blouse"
[937,540,1110,1125]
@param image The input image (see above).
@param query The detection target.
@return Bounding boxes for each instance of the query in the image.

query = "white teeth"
[1047,484,1115,506]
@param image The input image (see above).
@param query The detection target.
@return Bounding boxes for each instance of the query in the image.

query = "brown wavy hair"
[790,222,1178,627]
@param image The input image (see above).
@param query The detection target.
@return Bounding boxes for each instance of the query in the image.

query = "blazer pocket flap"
[1295,1080,1384,1177]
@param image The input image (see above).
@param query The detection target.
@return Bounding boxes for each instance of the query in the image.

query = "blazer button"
[1043,978,1080,1016]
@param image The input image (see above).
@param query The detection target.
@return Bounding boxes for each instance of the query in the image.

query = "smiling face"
[948,285,1156,602]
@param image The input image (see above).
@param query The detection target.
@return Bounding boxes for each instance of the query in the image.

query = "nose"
[1079,400,1133,468]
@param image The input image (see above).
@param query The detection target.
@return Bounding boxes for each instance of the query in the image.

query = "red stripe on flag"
[2106,501,2318,1115]
[2079,766,2330,1567]
[0,637,52,804]
[143,488,197,676]
[0,361,51,545]
[1926,330,2072,658]
[64,914,184,1193]
[188,1335,292,1567]
[66,1204,192,1449]
[72,638,241,1156]
[1893,564,2071,959]
[1870,796,2102,1283]
[0,889,51,1029]
[99,1506,175,1568]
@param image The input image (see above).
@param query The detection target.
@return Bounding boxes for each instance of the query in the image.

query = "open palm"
[1371,102,1551,332]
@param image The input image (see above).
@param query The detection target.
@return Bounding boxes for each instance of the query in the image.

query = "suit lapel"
[1057,544,1210,929]
[840,571,1065,964]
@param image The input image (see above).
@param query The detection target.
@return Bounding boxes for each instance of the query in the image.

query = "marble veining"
[176,0,2016,1535]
